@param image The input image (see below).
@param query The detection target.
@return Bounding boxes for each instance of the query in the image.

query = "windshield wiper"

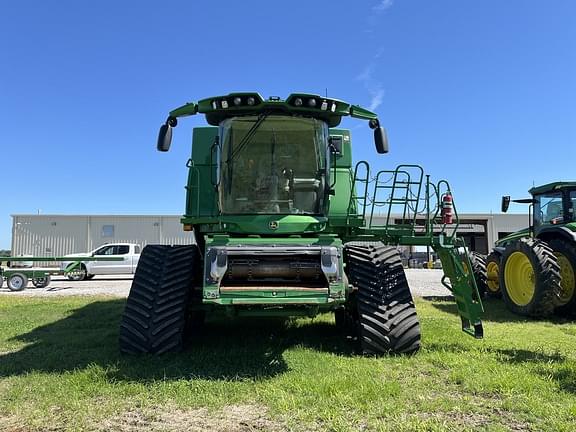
[227,111,270,163]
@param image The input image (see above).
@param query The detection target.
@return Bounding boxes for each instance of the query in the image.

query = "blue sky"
[1,0,575,249]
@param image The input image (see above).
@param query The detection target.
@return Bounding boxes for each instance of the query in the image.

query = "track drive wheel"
[119,244,201,354]
[548,238,576,316]
[468,251,488,298]
[485,252,502,298]
[500,238,561,317]
[344,242,420,355]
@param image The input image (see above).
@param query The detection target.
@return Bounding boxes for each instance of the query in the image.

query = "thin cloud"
[356,62,385,111]
[373,0,393,13]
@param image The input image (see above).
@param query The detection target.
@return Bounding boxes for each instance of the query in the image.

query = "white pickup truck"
[61,243,141,280]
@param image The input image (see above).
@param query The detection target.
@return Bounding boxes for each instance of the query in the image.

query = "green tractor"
[119,92,484,355]
[485,182,576,317]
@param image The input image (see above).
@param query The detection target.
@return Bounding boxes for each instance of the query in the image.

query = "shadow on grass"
[0,299,353,382]
[425,296,574,324]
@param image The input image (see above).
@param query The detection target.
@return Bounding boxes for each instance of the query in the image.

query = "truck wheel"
[485,252,502,298]
[468,251,488,298]
[344,242,420,355]
[67,265,87,281]
[500,238,561,317]
[32,275,51,288]
[548,238,576,316]
[7,273,28,291]
[119,244,200,354]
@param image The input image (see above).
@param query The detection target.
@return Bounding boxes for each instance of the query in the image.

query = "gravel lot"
[0,269,451,298]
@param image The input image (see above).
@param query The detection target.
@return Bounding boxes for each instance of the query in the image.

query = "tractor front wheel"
[485,252,502,298]
[500,238,561,317]
[548,238,576,316]
[344,242,420,355]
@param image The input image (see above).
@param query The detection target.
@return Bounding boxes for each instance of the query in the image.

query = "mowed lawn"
[0,296,575,432]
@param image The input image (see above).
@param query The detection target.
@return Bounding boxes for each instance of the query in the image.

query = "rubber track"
[345,242,421,355]
[469,251,488,298]
[501,238,561,317]
[119,245,197,354]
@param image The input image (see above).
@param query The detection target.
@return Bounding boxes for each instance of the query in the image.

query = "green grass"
[0,296,575,431]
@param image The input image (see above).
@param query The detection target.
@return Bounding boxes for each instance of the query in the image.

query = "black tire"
[468,251,488,298]
[32,275,51,288]
[119,245,200,354]
[344,242,420,355]
[67,265,87,281]
[500,238,561,317]
[7,273,28,291]
[85,274,95,280]
[548,238,576,316]
[485,252,502,298]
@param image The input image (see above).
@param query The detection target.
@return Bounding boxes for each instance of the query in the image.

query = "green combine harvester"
[119,92,483,355]
[484,182,576,317]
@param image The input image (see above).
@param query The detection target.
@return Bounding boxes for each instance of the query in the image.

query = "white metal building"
[11,215,195,258]
[10,212,528,258]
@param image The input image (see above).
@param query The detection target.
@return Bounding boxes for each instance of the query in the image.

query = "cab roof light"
[308,98,317,107]
[320,100,328,111]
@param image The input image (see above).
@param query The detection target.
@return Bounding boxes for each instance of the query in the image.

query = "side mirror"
[157,124,172,152]
[374,127,389,154]
[157,117,177,152]
[501,196,510,213]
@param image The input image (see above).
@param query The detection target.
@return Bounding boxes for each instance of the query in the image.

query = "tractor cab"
[530,182,576,227]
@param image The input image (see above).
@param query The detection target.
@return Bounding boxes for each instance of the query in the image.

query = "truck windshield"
[219,115,328,215]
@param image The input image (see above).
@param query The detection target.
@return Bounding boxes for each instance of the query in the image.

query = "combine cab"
[119,92,484,355]
[484,183,576,317]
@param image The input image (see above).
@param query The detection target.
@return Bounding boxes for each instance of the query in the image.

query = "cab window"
[534,192,563,225]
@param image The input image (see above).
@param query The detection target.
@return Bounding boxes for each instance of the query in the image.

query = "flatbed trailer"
[0,256,123,291]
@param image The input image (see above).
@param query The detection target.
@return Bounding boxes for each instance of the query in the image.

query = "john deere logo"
[269,221,279,230]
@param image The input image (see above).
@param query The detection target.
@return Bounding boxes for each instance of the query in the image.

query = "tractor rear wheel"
[344,242,420,355]
[485,252,502,298]
[500,238,561,317]
[468,251,488,298]
[548,238,576,316]
[119,244,200,354]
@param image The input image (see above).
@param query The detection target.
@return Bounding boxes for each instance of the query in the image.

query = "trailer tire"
[119,244,200,354]
[344,242,421,355]
[548,238,576,316]
[485,252,502,298]
[468,251,488,298]
[7,273,28,291]
[32,275,51,288]
[500,238,561,317]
